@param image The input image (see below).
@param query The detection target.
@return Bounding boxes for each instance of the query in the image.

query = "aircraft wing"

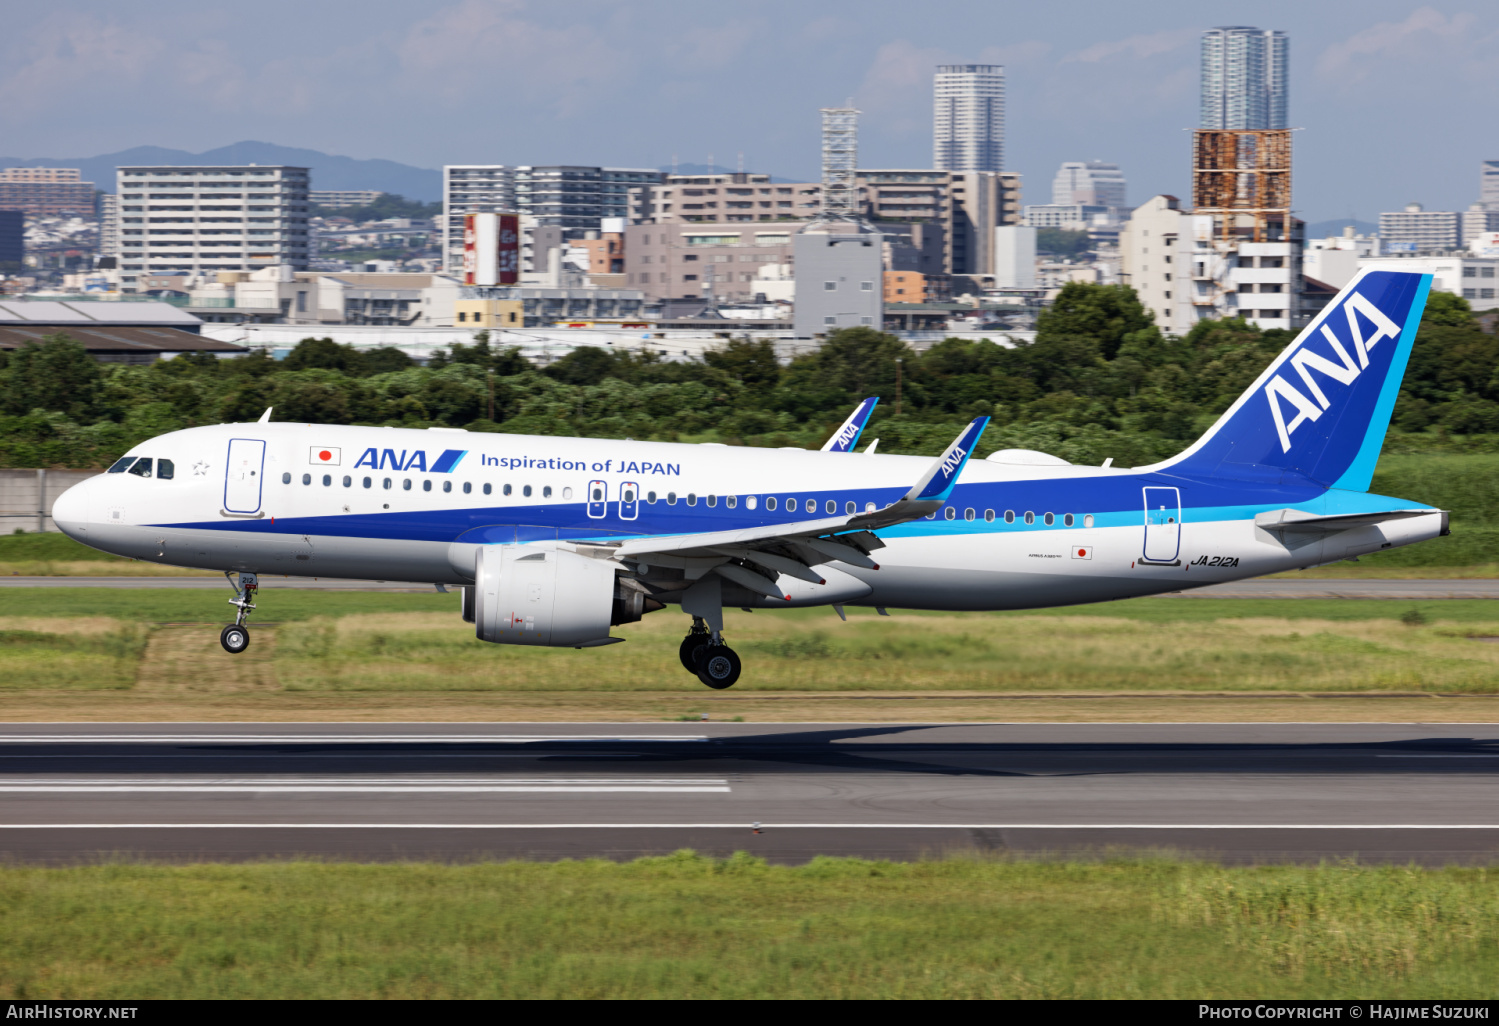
[575,417,989,598]
[820,397,879,452]
[1253,508,1443,532]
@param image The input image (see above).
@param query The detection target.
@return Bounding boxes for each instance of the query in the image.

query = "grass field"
[5,590,1499,720]
[2,855,1497,999]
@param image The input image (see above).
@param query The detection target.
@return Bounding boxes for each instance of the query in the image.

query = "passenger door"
[619,481,639,521]
[1142,486,1181,563]
[224,438,267,514]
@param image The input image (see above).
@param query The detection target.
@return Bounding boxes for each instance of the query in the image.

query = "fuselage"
[50,421,1444,611]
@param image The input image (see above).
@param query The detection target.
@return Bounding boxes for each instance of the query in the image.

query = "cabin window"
[157,459,174,480]
[1024,511,1034,525]
[422,480,431,492]
[462,482,471,494]
[727,496,738,509]
[766,497,777,511]
[944,507,956,520]
[667,492,677,505]
[543,485,552,499]
[804,499,816,513]
[686,493,697,506]
[128,459,153,479]
[282,472,292,484]
[483,483,492,495]
[984,509,995,522]
[1044,512,1054,526]
[562,487,573,499]
[343,476,352,488]
[826,499,836,514]
[865,502,876,512]
[383,478,392,489]
[592,485,603,501]
[403,479,412,491]
[523,485,532,497]
[965,508,975,521]
[1063,513,1074,527]
[745,496,756,510]
[845,501,855,514]
[443,481,452,493]
[1004,510,1015,524]
[647,491,657,503]
[706,494,716,508]
[503,484,512,496]
[302,473,311,485]
[108,457,135,473]
[1084,514,1095,528]
[363,477,372,489]
[323,474,332,487]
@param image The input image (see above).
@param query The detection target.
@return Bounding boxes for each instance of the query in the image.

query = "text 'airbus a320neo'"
[52,270,1446,689]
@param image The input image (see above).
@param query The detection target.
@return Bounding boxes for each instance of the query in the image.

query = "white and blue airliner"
[52,269,1446,688]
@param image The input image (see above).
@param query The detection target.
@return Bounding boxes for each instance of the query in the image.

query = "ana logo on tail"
[1264,291,1402,452]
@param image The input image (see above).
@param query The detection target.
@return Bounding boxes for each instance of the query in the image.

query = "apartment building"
[1121,194,1302,334]
[98,194,119,259]
[625,222,803,302]
[310,190,384,209]
[0,168,97,218]
[934,65,1005,172]
[1051,161,1126,208]
[1358,253,1499,313]
[114,165,310,290]
[516,166,663,231]
[628,173,821,223]
[441,165,516,274]
[1200,27,1289,130]
[1379,203,1461,253]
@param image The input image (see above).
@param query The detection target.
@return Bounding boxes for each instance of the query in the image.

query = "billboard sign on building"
[464,212,520,286]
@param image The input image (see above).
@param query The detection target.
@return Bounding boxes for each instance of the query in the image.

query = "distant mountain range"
[0,142,442,201]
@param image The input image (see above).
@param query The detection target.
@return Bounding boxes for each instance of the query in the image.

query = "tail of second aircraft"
[1160,269,1432,492]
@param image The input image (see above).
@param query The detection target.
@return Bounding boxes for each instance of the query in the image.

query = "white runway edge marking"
[6,823,1499,830]
[0,735,706,744]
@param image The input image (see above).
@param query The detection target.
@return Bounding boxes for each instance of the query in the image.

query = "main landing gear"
[220,571,257,654]
[680,616,742,689]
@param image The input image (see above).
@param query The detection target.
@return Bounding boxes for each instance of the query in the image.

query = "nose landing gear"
[220,572,258,654]
[680,616,742,689]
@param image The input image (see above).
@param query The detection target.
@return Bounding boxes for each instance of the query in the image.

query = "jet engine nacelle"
[474,545,618,647]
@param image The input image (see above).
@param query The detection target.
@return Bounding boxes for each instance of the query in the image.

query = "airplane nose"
[51,478,95,539]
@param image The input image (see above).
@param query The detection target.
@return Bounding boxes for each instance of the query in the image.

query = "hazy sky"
[2,1,1495,223]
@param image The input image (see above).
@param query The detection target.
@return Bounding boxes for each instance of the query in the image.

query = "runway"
[3,576,1498,598]
[4,722,1499,865]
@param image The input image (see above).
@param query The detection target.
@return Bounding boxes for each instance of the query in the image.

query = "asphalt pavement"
[4,722,1499,864]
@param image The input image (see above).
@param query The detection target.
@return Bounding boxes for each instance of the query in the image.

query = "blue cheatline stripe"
[1333,273,1432,494]
[430,449,468,474]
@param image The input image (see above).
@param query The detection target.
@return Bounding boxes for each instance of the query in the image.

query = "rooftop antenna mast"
[809,103,872,231]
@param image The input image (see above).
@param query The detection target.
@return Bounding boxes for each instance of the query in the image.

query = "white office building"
[1051,161,1126,208]
[1379,203,1461,253]
[1481,160,1499,211]
[1304,229,1380,289]
[442,165,517,274]
[114,165,310,291]
[1200,27,1289,130]
[1358,253,1499,312]
[310,190,384,209]
[1121,194,1301,334]
[934,64,1005,172]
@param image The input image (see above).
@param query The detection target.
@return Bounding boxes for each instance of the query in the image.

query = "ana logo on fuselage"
[1263,291,1402,452]
[352,448,468,473]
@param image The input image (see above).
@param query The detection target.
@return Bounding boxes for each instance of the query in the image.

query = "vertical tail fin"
[821,397,879,452]
[1162,269,1431,491]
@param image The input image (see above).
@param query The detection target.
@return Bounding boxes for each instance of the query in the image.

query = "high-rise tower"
[933,65,1005,172]
[1200,27,1288,130]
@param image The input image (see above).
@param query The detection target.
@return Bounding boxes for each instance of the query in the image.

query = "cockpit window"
[127,458,153,478]
[108,457,135,473]
[157,459,174,480]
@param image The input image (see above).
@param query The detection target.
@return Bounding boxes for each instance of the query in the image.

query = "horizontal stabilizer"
[1254,508,1441,532]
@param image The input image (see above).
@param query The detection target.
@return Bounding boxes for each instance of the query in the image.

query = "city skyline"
[2,1,1497,223]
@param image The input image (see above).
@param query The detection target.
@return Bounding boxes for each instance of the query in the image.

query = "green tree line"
[1,283,1495,470]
